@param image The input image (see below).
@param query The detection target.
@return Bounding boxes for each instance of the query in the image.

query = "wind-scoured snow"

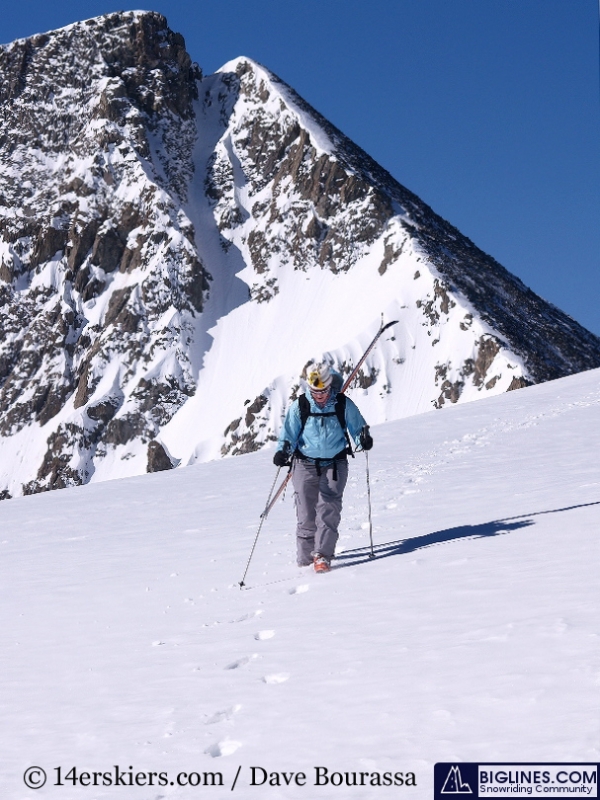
[1,368,598,798]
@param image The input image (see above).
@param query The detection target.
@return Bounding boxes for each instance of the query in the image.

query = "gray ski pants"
[292,459,349,565]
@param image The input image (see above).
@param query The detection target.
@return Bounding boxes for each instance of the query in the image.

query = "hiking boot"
[313,554,331,573]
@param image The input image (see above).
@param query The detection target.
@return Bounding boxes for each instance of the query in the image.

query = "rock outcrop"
[0,12,207,493]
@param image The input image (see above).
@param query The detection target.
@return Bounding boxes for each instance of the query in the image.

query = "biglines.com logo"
[434,764,598,799]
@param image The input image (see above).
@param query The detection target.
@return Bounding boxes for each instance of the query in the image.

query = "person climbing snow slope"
[273,362,373,573]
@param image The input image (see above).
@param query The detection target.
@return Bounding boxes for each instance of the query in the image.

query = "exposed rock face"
[209,59,600,384]
[1,12,600,496]
[0,12,208,494]
[202,57,600,458]
[146,440,174,472]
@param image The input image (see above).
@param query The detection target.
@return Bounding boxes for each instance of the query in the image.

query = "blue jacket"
[277,390,367,461]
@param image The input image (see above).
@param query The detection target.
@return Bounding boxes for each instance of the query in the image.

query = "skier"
[273,363,373,573]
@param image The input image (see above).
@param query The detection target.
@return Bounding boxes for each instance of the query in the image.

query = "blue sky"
[4,1,600,334]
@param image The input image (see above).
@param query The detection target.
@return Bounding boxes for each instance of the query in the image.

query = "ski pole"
[239,466,282,588]
[261,458,294,519]
[365,449,375,558]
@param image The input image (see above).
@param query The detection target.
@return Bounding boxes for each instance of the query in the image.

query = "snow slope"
[1,367,598,799]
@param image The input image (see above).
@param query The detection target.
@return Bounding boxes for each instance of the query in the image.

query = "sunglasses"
[310,386,330,396]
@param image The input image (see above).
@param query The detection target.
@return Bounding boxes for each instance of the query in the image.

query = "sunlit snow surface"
[1,369,599,798]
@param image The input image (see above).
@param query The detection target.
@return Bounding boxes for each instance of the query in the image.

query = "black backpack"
[297,392,354,458]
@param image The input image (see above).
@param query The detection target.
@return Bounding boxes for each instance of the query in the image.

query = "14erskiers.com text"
[47,764,418,790]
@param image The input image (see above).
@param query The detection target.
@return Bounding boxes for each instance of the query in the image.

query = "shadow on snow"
[335,500,600,568]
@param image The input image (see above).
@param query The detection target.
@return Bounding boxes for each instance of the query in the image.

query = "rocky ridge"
[0,12,207,494]
[190,56,600,459]
[1,11,599,497]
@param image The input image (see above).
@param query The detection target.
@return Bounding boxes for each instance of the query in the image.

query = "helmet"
[307,362,332,391]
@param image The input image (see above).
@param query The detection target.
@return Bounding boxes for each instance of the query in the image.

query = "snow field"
[1,368,599,798]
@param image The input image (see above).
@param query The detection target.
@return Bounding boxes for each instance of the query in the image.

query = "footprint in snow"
[262,673,290,684]
[205,705,242,724]
[230,610,263,623]
[255,630,275,641]
[288,584,309,595]
[225,654,257,670]
[204,739,241,757]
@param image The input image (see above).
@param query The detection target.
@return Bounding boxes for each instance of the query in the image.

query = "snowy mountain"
[1,366,598,798]
[1,10,600,499]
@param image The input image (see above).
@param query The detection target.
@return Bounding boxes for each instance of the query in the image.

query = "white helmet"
[307,362,332,391]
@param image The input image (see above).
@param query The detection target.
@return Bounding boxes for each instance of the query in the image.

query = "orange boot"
[313,554,331,573]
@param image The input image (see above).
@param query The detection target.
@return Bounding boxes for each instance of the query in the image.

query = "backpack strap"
[297,392,354,458]
[298,394,311,434]
[334,394,354,457]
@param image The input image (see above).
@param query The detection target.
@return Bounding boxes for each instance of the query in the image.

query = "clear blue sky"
[4,1,600,334]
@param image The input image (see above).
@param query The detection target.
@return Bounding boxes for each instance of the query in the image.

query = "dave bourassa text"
[248,766,417,787]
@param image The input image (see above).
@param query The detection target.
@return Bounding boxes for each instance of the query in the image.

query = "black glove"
[359,426,373,451]
[273,442,292,467]
[273,450,290,467]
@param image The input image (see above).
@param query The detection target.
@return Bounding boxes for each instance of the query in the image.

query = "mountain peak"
[0,14,599,498]
[0,10,201,117]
